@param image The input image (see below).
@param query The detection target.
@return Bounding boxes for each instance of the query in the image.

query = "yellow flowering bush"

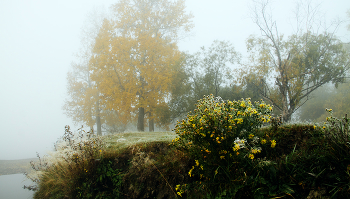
[172,94,276,197]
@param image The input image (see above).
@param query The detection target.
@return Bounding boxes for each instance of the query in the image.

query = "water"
[0,173,34,199]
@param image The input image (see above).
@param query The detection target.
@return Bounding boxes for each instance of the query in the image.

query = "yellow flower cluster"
[234,118,244,124]
[271,140,276,148]
[175,184,184,197]
[233,144,240,151]
[189,159,205,177]
[188,166,195,177]
[172,95,277,187]
[251,148,261,154]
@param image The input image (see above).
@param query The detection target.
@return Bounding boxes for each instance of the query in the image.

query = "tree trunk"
[137,107,145,131]
[96,100,102,136]
[149,111,154,132]
[96,115,102,135]
[283,112,292,123]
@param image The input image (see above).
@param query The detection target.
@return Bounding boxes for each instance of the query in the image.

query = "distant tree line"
[63,0,350,133]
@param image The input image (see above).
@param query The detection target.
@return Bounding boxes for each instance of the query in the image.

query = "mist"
[0,0,349,160]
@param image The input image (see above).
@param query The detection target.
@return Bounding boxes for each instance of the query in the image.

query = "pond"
[0,173,34,199]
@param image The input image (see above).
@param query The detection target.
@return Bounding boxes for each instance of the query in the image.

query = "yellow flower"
[188,166,195,177]
[313,125,316,129]
[323,126,326,129]
[249,154,254,159]
[220,156,225,159]
[249,134,254,139]
[234,118,243,124]
[233,144,240,151]
[271,140,276,148]
[192,124,195,128]
[195,160,199,166]
[251,148,261,154]
[261,139,267,144]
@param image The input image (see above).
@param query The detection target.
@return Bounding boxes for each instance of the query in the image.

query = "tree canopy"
[90,0,193,131]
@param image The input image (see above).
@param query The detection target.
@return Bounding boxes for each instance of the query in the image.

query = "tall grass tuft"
[26,126,106,198]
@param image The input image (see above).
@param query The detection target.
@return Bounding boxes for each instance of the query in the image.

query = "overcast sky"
[0,0,349,160]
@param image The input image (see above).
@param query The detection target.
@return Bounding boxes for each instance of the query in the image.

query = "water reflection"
[0,173,34,199]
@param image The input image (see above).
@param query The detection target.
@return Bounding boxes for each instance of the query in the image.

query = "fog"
[0,0,349,160]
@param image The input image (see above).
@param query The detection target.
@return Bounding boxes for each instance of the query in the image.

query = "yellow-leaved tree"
[90,0,193,131]
[63,8,128,135]
[63,9,106,135]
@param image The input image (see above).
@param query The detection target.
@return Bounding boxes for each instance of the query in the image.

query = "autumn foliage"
[63,0,193,132]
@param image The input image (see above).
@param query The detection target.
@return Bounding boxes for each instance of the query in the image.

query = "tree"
[63,8,107,135]
[90,0,193,131]
[184,41,238,101]
[238,1,350,122]
[63,62,101,133]
[298,42,350,122]
[199,40,238,97]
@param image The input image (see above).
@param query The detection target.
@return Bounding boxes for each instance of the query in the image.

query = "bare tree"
[239,0,350,122]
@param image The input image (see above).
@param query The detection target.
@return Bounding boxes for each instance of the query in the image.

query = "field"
[0,158,37,175]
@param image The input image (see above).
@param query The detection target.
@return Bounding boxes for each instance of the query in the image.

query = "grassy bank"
[25,123,350,198]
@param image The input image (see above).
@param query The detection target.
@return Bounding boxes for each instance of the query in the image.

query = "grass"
[104,131,177,151]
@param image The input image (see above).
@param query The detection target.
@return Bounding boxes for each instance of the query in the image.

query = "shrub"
[26,126,106,198]
[320,110,350,197]
[172,95,278,198]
